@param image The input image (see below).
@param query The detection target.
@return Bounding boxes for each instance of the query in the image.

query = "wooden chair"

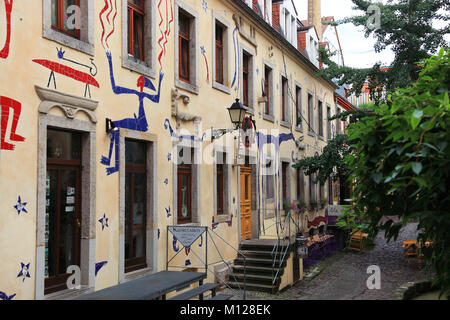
[402,240,418,266]
[348,230,368,252]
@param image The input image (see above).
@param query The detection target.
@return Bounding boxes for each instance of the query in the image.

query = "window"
[282,162,289,201]
[215,23,224,85]
[296,86,302,129]
[296,168,305,203]
[178,11,191,83]
[318,100,323,137]
[125,139,147,273]
[127,0,145,61]
[308,93,314,134]
[309,174,316,203]
[327,105,331,140]
[242,53,250,107]
[265,159,274,200]
[264,65,272,116]
[51,0,80,39]
[216,163,224,214]
[281,76,288,122]
[177,147,194,224]
[175,2,198,94]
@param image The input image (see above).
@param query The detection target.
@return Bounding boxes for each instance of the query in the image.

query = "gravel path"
[225,223,433,300]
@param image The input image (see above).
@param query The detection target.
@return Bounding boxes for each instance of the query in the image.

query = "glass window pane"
[63,0,78,34]
[47,129,81,160]
[133,11,144,60]
[132,173,146,258]
[125,140,146,164]
[58,169,77,274]
[51,0,58,27]
[45,170,58,278]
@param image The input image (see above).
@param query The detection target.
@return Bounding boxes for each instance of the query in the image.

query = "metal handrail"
[208,228,247,300]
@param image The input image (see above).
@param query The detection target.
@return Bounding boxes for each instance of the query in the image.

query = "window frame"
[263,61,275,122]
[178,11,191,84]
[51,0,81,39]
[240,44,255,112]
[307,91,315,136]
[280,73,290,127]
[212,11,230,94]
[318,99,324,138]
[124,138,148,274]
[122,0,156,78]
[295,83,303,131]
[43,0,94,55]
[127,0,145,62]
[175,1,199,95]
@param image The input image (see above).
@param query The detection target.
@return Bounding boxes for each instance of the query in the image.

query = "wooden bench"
[348,230,368,252]
[168,283,220,300]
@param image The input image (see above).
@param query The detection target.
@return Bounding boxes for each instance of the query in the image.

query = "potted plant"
[297,200,307,214]
[309,200,318,211]
[320,198,328,209]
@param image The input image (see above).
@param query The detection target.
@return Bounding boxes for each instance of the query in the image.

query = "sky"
[294,0,396,68]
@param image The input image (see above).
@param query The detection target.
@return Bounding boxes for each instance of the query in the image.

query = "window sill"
[308,131,315,137]
[243,106,255,115]
[43,29,94,56]
[123,267,153,283]
[263,114,275,123]
[264,211,275,219]
[295,126,303,133]
[318,136,324,141]
[280,121,291,129]
[176,222,201,227]
[176,79,199,95]
[212,81,231,95]
[122,56,156,79]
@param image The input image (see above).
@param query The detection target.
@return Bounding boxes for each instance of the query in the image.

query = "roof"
[231,0,338,90]
[334,92,356,111]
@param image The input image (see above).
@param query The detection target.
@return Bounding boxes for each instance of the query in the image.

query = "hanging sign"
[168,226,206,247]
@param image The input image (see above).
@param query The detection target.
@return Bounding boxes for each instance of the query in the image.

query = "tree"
[318,0,449,104]
[344,48,449,295]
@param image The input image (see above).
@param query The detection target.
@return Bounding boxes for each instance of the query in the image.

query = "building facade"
[0,0,340,299]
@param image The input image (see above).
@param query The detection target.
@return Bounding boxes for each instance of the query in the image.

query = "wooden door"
[240,166,252,240]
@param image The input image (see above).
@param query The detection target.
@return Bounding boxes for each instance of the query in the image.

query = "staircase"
[228,239,292,294]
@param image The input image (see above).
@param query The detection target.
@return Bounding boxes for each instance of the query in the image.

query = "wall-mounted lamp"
[106,118,119,134]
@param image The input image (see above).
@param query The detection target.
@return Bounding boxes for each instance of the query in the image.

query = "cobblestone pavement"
[224,223,434,300]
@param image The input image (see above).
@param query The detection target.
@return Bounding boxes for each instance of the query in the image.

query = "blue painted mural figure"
[101,51,164,175]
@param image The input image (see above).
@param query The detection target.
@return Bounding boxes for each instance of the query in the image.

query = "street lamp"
[211,98,247,141]
[227,98,247,129]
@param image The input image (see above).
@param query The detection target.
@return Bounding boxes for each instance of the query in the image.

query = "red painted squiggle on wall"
[0,0,13,59]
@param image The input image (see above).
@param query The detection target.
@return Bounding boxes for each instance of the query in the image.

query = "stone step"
[227,281,279,293]
[232,264,285,277]
[234,257,287,268]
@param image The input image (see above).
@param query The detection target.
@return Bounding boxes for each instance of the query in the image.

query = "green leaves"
[411,109,424,129]
[412,162,423,175]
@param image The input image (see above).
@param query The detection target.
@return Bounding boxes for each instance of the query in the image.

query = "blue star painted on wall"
[0,291,16,300]
[95,261,108,276]
[202,0,208,13]
[14,196,28,215]
[165,206,171,218]
[164,178,169,185]
[99,213,109,231]
[17,262,31,282]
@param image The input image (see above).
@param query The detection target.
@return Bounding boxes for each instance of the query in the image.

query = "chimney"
[308,0,322,41]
